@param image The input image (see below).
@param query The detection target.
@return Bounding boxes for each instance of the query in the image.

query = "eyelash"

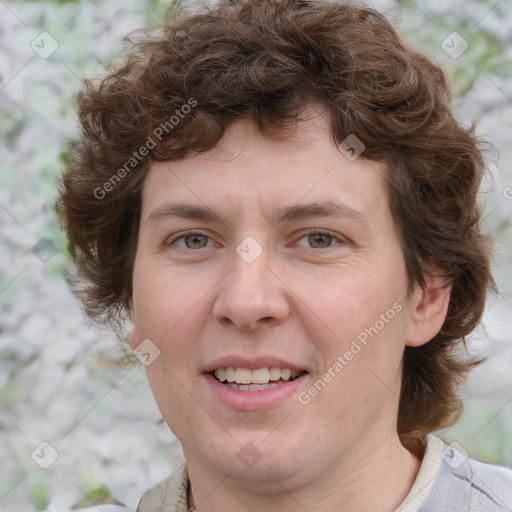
[166,229,346,250]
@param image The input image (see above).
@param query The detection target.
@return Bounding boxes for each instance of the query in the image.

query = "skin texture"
[129,106,451,512]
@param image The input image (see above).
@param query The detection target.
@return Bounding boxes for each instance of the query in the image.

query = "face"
[130,106,421,493]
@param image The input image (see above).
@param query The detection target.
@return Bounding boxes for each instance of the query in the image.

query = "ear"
[128,325,140,350]
[405,275,452,348]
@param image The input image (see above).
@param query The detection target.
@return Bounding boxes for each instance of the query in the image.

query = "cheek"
[144,361,197,440]
[310,304,407,434]
[309,261,407,347]
[133,260,207,341]
[302,268,409,416]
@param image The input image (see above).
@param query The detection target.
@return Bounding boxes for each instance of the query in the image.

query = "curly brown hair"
[57,0,496,449]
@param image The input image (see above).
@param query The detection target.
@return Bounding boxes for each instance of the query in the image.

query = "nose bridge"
[233,235,270,292]
[213,235,289,329]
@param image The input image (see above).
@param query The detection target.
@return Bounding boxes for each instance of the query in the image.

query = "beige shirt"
[136,435,445,512]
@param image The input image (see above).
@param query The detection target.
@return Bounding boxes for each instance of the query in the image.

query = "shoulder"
[136,461,190,512]
[466,455,512,506]
[420,437,512,511]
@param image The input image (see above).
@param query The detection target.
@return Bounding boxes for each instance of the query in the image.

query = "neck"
[187,431,422,512]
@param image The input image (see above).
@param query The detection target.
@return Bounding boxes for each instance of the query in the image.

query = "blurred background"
[0,0,511,510]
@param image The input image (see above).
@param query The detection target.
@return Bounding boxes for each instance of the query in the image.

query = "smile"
[213,367,304,391]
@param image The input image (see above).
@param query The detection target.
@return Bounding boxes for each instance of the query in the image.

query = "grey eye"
[307,233,334,249]
[183,234,209,249]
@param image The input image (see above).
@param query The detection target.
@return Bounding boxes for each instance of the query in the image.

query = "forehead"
[141,107,389,226]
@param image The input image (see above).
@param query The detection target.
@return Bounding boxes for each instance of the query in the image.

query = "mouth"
[202,357,309,409]
[211,367,306,392]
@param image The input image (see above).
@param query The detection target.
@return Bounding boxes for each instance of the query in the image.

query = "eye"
[295,230,345,249]
[165,229,346,251]
[166,231,212,250]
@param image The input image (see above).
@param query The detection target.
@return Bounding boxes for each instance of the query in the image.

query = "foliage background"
[0,0,511,510]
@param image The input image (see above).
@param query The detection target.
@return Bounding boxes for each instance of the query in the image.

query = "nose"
[212,242,290,331]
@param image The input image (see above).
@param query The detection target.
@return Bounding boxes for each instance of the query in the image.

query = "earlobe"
[128,325,140,350]
[405,276,452,348]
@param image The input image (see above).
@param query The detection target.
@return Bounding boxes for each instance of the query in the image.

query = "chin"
[189,429,317,489]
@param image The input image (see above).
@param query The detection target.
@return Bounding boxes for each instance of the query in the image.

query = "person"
[57,0,512,510]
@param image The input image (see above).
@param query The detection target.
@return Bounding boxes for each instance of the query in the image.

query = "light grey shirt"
[136,435,512,511]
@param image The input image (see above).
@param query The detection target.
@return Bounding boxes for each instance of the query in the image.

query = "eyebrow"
[148,199,370,228]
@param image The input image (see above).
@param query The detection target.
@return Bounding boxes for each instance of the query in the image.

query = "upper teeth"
[214,367,302,384]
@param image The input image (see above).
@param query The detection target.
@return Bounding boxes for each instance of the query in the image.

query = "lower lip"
[203,373,307,410]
